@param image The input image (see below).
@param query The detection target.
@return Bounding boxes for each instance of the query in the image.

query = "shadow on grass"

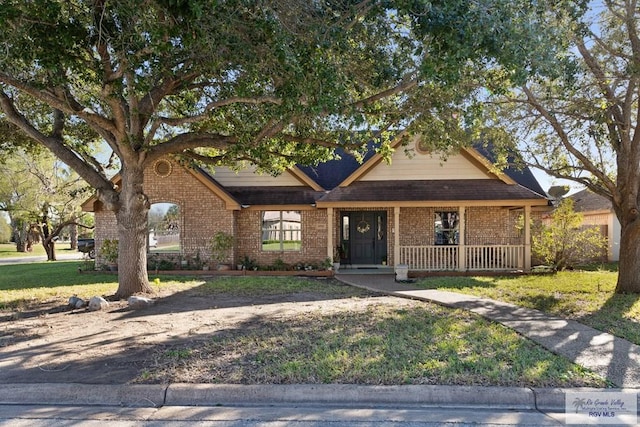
[0,290,605,388]
[575,262,619,272]
[413,275,501,290]
[585,292,640,386]
[112,277,374,320]
[517,294,563,312]
[583,292,640,345]
[1,263,375,329]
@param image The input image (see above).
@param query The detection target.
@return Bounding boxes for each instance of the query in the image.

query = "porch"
[327,205,540,273]
[399,244,525,271]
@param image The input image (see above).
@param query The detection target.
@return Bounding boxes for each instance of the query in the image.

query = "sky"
[532,169,583,196]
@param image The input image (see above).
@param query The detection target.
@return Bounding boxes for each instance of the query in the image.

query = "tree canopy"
[0,149,92,258]
[484,0,640,292]
[0,0,578,297]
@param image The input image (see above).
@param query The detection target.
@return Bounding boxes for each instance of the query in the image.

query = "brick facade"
[91,158,542,270]
[398,206,525,247]
[236,209,328,268]
[94,158,328,268]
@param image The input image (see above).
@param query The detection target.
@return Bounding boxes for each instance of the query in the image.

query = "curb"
[0,383,167,408]
[2,383,625,411]
[165,384,536,409]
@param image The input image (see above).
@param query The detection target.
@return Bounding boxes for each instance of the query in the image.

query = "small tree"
[532,198,607,270]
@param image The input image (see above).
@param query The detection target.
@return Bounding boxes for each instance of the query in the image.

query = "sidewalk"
[335,273,640,389]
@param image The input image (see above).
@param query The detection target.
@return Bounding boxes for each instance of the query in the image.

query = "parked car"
[77,238,95,259]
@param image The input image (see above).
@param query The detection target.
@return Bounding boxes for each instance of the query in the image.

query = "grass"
[0,261,617,387]
[0,261,199,310]
[144,302,606,387]
[414,267,640,346]
[194,275,361,296]
[0,242,88,259]
[0,243,47,258]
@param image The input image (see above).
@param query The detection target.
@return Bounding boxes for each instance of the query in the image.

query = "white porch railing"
[399,245,524,271]
[465,245,524,271]
[399,245,459,271]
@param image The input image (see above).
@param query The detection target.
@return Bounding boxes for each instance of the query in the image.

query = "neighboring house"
[82,135,550,272]
[569,189,620,262]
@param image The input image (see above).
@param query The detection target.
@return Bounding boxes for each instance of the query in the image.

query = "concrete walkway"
[336,273,640,389]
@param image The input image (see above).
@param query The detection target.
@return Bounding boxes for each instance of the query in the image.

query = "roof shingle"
[319,180,546,203]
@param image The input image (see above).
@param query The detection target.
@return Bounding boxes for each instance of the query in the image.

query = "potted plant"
[100,239,118,271]
[333,245,344,271]
[210,231,234,270]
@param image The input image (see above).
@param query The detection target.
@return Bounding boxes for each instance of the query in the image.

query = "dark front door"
[348,211,387,265]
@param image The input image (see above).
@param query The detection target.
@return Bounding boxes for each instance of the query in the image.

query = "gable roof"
[83,139,548,211]
[569,189,613,213]
[224,186,325,206]
[472,142,546,196]
[297,138,545,196]
[317,179,547,207]
[296,142,380,190]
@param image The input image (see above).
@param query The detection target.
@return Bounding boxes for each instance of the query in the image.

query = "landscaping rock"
[68,296,86,309]
[88,296,109,311]
[128,296,154,309]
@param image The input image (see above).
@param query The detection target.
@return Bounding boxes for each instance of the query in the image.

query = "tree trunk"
[616,217,640,293]
[70,224,78,250]
[114,165,153,299]
[43,239,56,261]
[14,232,26,252]
[11,217,27,252]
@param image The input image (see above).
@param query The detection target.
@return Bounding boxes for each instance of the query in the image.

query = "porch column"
[394,206,400,266]
[327,207,334,261]
[458,206,466,271]
[524,205,531,271]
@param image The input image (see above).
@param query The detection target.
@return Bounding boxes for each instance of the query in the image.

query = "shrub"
[532,199,607,270]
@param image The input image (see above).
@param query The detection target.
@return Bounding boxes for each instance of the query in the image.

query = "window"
[342,214,350,241]
[435,211,459,245]
[148,203,181,253]
[262,211,301,251]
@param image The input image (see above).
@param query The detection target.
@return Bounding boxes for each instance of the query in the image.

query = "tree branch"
[157,96,283,127]
[521,85,617,195]
[0,90,116,197]
[0,72,119,139]
[146,133,238,162]
[350,74,418,110]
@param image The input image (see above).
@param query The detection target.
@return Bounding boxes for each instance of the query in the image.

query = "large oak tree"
[486,0,640,293]
[0,0,568,297]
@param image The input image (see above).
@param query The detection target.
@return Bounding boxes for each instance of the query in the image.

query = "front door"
[345,211,387,265]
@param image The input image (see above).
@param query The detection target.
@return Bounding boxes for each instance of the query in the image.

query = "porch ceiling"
[317,179,549,205]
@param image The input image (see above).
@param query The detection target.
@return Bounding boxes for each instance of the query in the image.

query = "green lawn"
[145,300,606,387]
[0,261,196,310]
[0,242,85,259]
[1,262,625,387]
[414,267,640,346]
[0,243,47,258]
